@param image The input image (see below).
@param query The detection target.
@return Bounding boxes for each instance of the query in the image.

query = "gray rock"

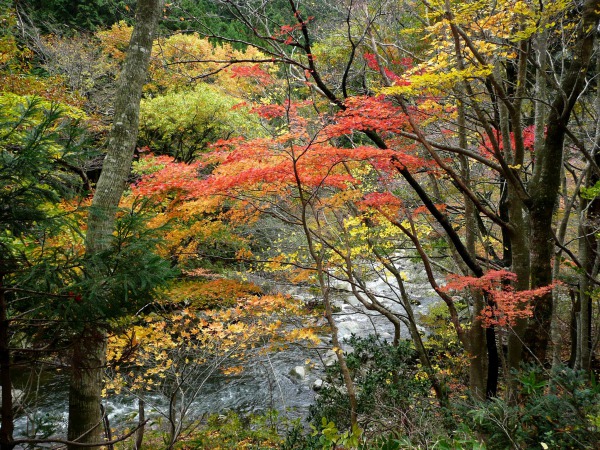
[323,349,337,367]
[337,320,362,338]
[290,365,307,379]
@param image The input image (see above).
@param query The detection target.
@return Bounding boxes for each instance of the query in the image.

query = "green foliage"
[309,335,433,435]
[70,201,176,325]
[0,95,90,326]
[467,366,600,449]
[20,0,137,31]
[167,0,341,48]
[429,425,486,450]
[0,94,88,237]
[183,410,282,449]
[165,0,252,44]
[310,418,362,450]
[285,421,484,449]
[281,421,321,450]
[139,83,259,163]
[10,199,175,338]
[580,180,600,200]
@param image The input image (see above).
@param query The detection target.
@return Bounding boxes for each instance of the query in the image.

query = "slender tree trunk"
[0,276,15,450]
[135,398,145,449]
[569,288,580,368]
[457,97,486,399]
[67,1,162,447]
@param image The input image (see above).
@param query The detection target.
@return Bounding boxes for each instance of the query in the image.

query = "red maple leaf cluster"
[442,270,556,327]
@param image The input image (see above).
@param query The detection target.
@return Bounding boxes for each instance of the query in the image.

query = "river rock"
[290,365,307,379]
[337,320,362,339]
[323,349,337,367]
[331,280,351,291]
[312,379,324,391]
[314,316,328,327]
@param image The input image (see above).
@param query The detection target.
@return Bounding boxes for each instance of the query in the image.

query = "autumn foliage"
[442,270,556,327]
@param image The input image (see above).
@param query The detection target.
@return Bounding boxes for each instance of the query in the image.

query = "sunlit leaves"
[139,83,259,162]
[105,288,320,396]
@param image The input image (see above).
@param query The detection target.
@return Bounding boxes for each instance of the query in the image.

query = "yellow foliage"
[95,23,274,97]
[381,0,570,100]
[105,284,318,397]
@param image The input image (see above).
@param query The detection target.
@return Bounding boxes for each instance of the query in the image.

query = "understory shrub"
[467,366,600,449]
[307,335,441,444]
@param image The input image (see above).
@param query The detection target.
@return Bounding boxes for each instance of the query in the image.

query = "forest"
[1,0,600,448]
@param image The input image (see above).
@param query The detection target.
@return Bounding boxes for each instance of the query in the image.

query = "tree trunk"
[67,1,162,447]
[0,276,15,450]
[457,98,486,399]
[67,329,107,447]
[569,288,580,368]
[134,398,145,449]
[577,161,600,371]
[524,0,600,363]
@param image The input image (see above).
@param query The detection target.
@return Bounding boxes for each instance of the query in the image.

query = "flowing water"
[13,258,441,440]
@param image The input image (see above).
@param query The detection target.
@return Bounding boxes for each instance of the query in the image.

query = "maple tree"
[193,0,600,391]
[132,100,461,418]
[441,270,556,328]
[105,281,319,448]
[112,5,595,421]
[128,153,254,272]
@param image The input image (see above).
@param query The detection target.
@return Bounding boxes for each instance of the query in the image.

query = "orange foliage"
[0,74,86,107]
[442,270,557,327]
[166,278,263,309]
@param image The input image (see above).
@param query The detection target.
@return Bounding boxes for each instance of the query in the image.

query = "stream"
[13,256,442,440]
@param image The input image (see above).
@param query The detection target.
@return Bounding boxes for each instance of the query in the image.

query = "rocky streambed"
[13,257,442,439]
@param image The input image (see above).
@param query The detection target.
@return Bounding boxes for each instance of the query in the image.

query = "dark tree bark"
[67,1,162,447]
[0,276,15,450]
[524,0,600,363]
